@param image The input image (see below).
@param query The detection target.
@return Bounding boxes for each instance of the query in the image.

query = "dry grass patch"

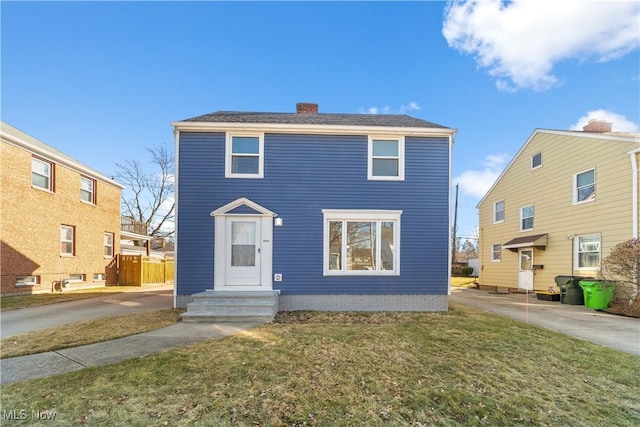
[451,276,477,288]
[2,304,639,426]
[1,309,182,359]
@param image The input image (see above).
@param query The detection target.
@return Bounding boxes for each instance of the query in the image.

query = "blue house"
[172,103,457,321]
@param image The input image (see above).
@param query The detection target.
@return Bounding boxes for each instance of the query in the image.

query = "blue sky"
[2,1,639,241]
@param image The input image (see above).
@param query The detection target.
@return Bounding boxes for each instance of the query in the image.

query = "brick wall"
[1,142,122,294]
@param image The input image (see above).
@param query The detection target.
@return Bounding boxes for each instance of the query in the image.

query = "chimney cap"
[296,103,319,114]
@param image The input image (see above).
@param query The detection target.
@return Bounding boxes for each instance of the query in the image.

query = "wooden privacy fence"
[118,255,174,286]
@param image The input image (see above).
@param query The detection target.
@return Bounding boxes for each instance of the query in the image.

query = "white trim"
[520,204,534,232]
[16,276,38,286]
[573,167,596,205]
[629,149,639,239]
[530,152,542,170]
[80,175,96,204]
[211,197,276,217]
[367,135,405,181]
[491,243,502,262]
[225,133,264,178]
[493,199,505,224]
[172,121,457,139]
[574,234,601,271]
[322,209,402,276]
[173,128,180,308]
[31,156,53,191]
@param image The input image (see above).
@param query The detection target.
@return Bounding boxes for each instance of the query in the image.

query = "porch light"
[274,218,283,227]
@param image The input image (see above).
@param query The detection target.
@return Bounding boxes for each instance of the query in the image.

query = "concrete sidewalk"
[1,322,259,385]
[450,287,640,356]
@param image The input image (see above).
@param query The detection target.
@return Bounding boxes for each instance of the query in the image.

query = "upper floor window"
[531,152,542,169]
[323,209,401,275]
[104,232,114,257]
[574,168,595,204]
[32,157,54,191]
[80,176,96,204]
[491,243,502,261]
[493,200,505,223]
[226,134,263,178]
[520,205,534,231]
[368,137,404,180]
[575,235,600,269]
[60,225,75,256]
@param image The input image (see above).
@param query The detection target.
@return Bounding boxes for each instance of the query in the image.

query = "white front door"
[226,218,261,286]
[518,249,534,291]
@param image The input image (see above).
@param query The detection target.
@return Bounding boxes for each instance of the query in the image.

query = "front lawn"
[2,306,638,426]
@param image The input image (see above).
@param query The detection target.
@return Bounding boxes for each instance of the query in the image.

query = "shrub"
[461,266,474,276]
[601,239,639,305]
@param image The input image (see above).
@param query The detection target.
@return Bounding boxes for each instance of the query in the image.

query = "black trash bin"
[555,275,586,305]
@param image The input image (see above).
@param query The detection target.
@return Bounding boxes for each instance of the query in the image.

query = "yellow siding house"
[476,120,640,293]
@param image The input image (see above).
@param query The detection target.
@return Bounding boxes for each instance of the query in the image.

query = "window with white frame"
[368,137,404,180]
[68,274,85,282]
[32,156,54,191]
[61,225,75,256]
[104,232,114,257]
[494,200,505,223]
[16,276,39,286]
[520,205,534,231]
[80,176,96,203]
[323,209,401,275]
[491,243,502,261]
[531,152,542,169]
[93,273,106,281]
[575,235,600,269]
[574,168,595,203]
[226,134,263,178]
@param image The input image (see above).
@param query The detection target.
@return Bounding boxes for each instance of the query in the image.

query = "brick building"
[1,121,124,294]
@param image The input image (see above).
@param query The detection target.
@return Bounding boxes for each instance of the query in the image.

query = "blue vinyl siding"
[177,132,450,296]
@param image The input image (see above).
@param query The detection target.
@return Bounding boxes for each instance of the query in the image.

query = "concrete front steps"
[181,290,279,323]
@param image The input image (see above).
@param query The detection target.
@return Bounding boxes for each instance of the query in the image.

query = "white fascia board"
[120,231,152,241]
[1,129,125,189]
[171,121,457,139]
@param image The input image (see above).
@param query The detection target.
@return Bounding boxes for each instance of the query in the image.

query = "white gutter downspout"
[172,128,180,309]
[630,148,640,239]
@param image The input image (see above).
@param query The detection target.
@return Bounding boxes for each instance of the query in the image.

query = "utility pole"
[452,183,459,264]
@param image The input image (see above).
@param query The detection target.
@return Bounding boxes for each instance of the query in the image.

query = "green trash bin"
[555,275,585,305]
[579,280,616,310]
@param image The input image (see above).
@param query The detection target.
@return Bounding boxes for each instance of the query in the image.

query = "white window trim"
[31,156,54,192]
[574,234,601,271]
[61,225,75,256]
[67,274,85,282]
[573,168,596,205]
[16,276,39,286]
[520,204,534,231]
[104,232,114,258]
[531,152,542,170]
[491,243,502,262]
[225,133,264,178]
[322,209,402,276]
[93,273,106,282]
[80,176,96,204]
[367,136,405,181]
[493,200,505,224]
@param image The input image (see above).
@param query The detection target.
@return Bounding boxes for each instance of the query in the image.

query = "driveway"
[449,287,640,356]
[1,285,173,338]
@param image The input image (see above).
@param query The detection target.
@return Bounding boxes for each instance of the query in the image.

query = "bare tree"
[601,238,639,304]
[115,145,175,239]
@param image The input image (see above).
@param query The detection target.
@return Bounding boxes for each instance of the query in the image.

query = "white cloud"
[454,153,510,198]
[443,0,640,91]
[570,110,639,132]
[362,102,421,115]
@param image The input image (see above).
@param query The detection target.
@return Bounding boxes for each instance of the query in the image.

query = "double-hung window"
[574,168,595,204]
[520,205,534,231]
[368,136,404,180]
[61,225,75,256]
[226,134,263,178]
[576,235,600,269]
[491,243,502,261]
[80,176,96,203]
[104,232,114,257]
[323,210,401,275]
[32,156,54,191]
[494,200,505,223]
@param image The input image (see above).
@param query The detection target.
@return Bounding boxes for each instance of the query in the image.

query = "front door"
[226,218,261,286]
[518,248,534,291]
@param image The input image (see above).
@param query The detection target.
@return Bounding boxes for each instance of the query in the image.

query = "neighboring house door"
[226,218,261,286]
[518,249,534,291]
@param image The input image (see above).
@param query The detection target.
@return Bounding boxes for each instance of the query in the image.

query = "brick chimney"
[296,103,318,114]
[582,119,612,133]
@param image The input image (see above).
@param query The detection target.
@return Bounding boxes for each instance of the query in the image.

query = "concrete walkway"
[450,287,640,356]
[1,322,259,385]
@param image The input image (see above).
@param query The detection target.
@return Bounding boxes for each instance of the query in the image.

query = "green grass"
[0,309,183,359]
[2,306,639,426]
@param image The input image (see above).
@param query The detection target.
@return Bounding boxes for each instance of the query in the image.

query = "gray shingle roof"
[182,111,451,129]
